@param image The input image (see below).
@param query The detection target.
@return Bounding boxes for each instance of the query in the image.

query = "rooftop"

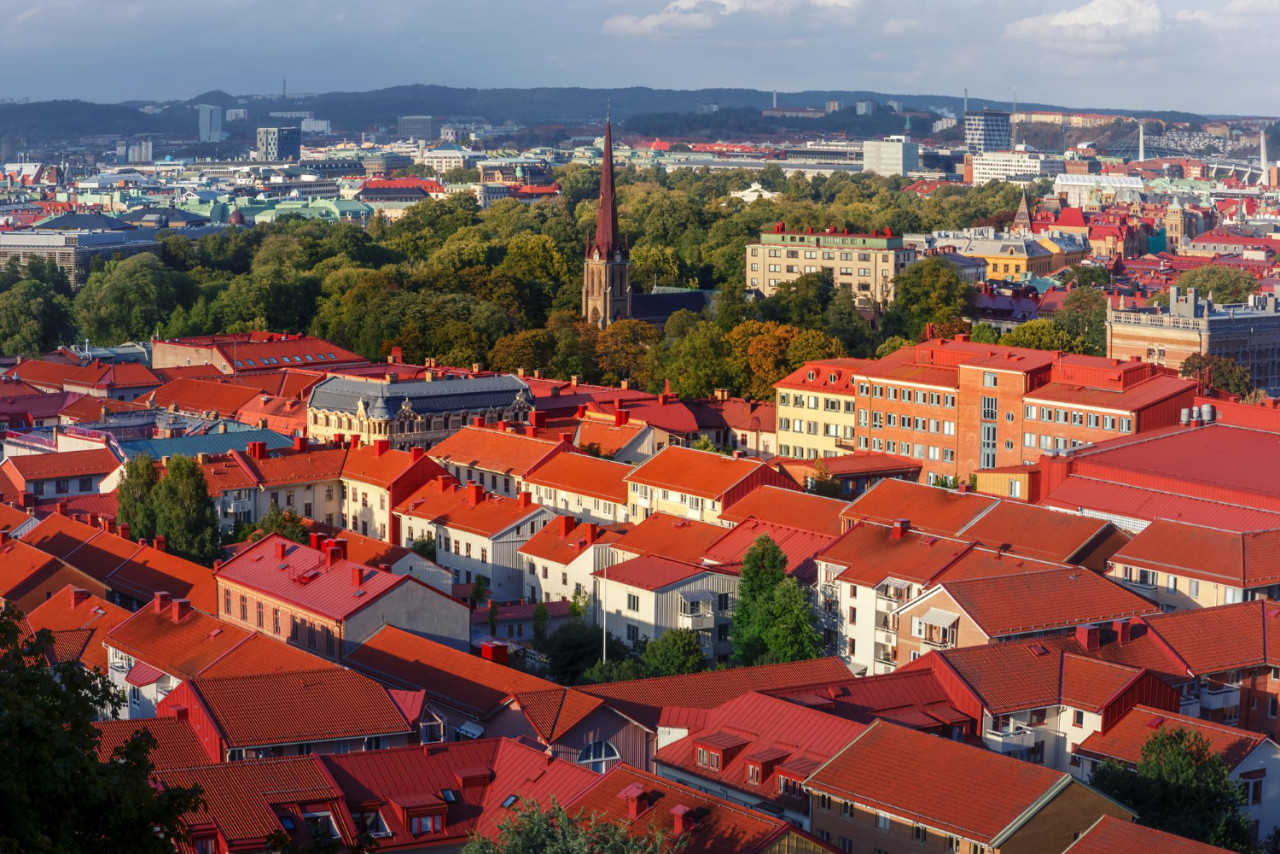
[428,426,564,478]
[611,513,727,564]
[1074,704,1267,771]
[718,486,847,537]
[625,446,779,500]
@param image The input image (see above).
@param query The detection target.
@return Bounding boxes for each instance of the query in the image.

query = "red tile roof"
[1058,654,1148,712]
[842,479,998,535]
[396,478,545,537]
[0,538,107,612]
[181,667,412,748]
[1110,521,1280,587]
[93,718,211,770]
[2,448,121,486]
[146,378,261,417]
[956,501,1118,565]
[1142,601,1271,674]
[524,451,630,504]
[578,657,855,730]
[719,486,847,537]
[625,446,775,499]
[806,720,1075,845]
[23,585,130,671]
[700,518,834,584]
[611,512,726,563]
[594,555,710,591]
[775,358,868,393]
[819,523,973,587]
[342,443,448,490]
[215,534,418,622]
[518,518,627,566]
[238,445,349,487]
[428,426,565,478]
[1067,815,1234,854]
[1074,704,1266,771]
[574,418,647,457]
[104,601,253,681]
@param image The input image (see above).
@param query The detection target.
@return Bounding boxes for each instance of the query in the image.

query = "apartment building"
[967,150,1066,185]
[202,439,347,532]
[340,439,449,543]
[518,515,624,606]
[744,223,917,305]
[624,446,798,524]
[775,337,1197,482]
[427,425,571,498]
[523,452,631,525]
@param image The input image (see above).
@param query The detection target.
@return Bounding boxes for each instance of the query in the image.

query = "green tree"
[488,599,499,635]
[1174,266,1259,305]
[761,269,834,329]
[1090,726,1255,851]
[412,535,436,561]
[630,244,685,292]
[1053,287,1108,355]
[152,455,221,565]
[809,460,843,498]
[116,453,159,541]
[875,336,911,358]
[824,287,875,355]
[73,253,189,344]
[596,319,660,385]
[544,622,629,685]
[998,319,1084,353]
[578,656,648,685]
[1063,265,1110,287]
[249,502,309,544]
[969,323,1001,344]
[760,578,822,664]
[461,797,685,854]
[532,602,549,648]
[732,534,788,666]
[0,279,74,356]
[470,576,489,609]
[1181,353,1255,397]
[640,628,707,676]
[882,258,972,340]
[0,607,204,853]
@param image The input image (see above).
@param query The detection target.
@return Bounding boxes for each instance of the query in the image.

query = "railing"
[1201,685,1241,711]
[679,611,715,631]
[984,726,1035,753]
[922,636,954,649]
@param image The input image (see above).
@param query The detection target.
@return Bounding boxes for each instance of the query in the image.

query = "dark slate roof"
[353,187,429,202]
[118,207,211,226]
[307,375,531,418]
[35,212,135,231]
[119,428,292,460]
[630,290,714,326]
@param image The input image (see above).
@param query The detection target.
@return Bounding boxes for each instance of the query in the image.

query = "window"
[578,741,620,773]
[876,813,891,831]
[1253,780,1264,806]
[256,601,264,628]
[78,477,92,492]
[304,812,338,840]
[1189,579,1200,598]
[913,824,928,842]
[627,593,639,611]
[983,372,997,388]
[239,594,247,621]
[224,589,231,615]
[840,838,853,853]
[410,814,442,835]
[272,608,280,635]
[1073,709,1085,727]
[626,624,639,642]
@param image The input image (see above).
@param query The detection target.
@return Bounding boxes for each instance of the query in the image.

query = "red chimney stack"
[466,483,484,507]
[276,541,288,560]
[325,545,341,568]
[334,538,348,560]
[153,592,172,613]
[411,447,425,461]
[309,532,324,549]
[293,435,308,453]
[373,439,390,457]
[671,805,692,835]
[69,587,90,608]
[153,534,166,553]
[352,566,363,586]
[891,519,910,540]
[558,514,574,537]
[171,599,192,623]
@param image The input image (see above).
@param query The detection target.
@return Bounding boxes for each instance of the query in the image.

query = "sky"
[3,0,1276,115]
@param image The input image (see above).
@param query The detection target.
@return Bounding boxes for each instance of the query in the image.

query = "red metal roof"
[594,554,709,591]
[1110,520,1280,587]
[719,486,847,537]
[523,451,630,503]
[518,518,627,566]
[1075,704,1265,771]
[1041,476,1280,532]
[1067,815,1235,853]
[842,480,998,534]
[428,426,565,478]
[625,446,773,500]
[93,718,210,770]
[2,448,121,485]
[23,584,130,671]
[396,478,545,537]
[805,720,1073,845]
[700,518,833,584]
[610,512,726,563]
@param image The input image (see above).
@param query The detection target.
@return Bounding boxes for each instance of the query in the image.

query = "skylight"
[501,795,518,809]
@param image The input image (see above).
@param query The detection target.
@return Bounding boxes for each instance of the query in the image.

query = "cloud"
[604,0,860,37]
[881,17,919,34]
[1005,0,1163,49]
[1175,0,1280,29]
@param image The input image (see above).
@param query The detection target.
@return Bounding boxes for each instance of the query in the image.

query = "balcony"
[922,635,955,650]
[1179,695,1201,718]
[228,499,253,514]
[874,627,896,647]
[984,725,1035,753]
[1201,685,1241,711]
[679,611,715,631]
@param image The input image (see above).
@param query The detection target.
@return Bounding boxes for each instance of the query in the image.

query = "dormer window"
[352,810,388,837]
[410,814,442,835]
[747,763,761,784]
[302,811,338,840]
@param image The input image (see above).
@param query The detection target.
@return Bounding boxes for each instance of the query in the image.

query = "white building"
[862,136,920,177]
[970,150,1065,185]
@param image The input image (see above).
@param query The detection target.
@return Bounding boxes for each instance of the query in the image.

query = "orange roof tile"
[700,518,834,584]
[806,720,1075,845]
[956,502,1117,565]
[1067,815,1234,853]
[820,523,972,587]
[24,585,129,671]
[1075,704,1266,771]
[594,555,710,591]
[841,480,998,535]
[397,478,545,538]
[519,517,627,566]
[719,486,847,537]
[625,446,776,499]
[524,451,630,503]
[428,426,565,477]
[2,448,121,486]
[93,718,211,770]
[105,602,254,681]
[1143,601,1269,674]
[574,418,647,457]
[611,512,726,563]
[1111,521,1280,587]
[342,443,448,490]
[147,378,261,417]
[238,445,349,487]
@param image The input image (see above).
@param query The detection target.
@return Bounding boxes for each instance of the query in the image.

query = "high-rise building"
[861,135,920,177]
[196,105,223,143]
[964,109,1011,153]
[396,116,437,141]
[256,127,301,161]
[582,120,630,328]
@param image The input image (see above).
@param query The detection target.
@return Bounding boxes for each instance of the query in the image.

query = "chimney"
[559,432,574,445]
[671,805,693,835]
[171,599,192,623]
[619,783,648,820]
[466,483,484,507]
[350,435,361,450]
[334,538,348,560]
[518,491,532,508]
[153,592,172,613]
[352,565,363,586]
[0,531,8,546]
[575,404,587,419]
[373,438,390,457]
[615,408,625,428]
[714,388,729,401]
[1075,624,1101,650]
[56,499,68,516]
[891,518,910,540]
[389,346,403,365]
[334,432,345,448]
[531,411,547,429]
[570,375,579,387]
[152,534,166,553]
[524,425,538,437]
[471,416,485,428]
[583,522,599,545]
[309,532,323,549]
[325,545,341,568]
[69,587,90,608]
[118,522,130,541]
[496,420,509,432]
[293,435,307,453]
[1113,620,1132,645]
[558,515,575,537]
[276,541,288,560]
[411,447,425,461]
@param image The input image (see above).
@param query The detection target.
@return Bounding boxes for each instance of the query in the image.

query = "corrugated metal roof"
[120,428,292,460]
[308,375,530,417]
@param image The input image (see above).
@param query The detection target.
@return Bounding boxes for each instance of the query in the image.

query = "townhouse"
[0,534,109,613]
[803,720,1134,854]
[775,336,1197,482]
[225,438,347,529]
[214,533,470,657]
[654,692,864,831]
[347,625,651,769]
[518,514,625,605]
[23,584,130,674]
[0,447,123,503]
[300,522,452,592]
[624,445,798,524]
[427,423,572,498]
[340,438,449,543]
[574,411,655,463]
[394,477,557,599]
[523,451,632,525]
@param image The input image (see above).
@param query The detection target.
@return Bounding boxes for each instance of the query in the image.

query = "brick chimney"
[171,599,192,623]
[891,519,910,540]
[69,587,90,608]
[153,535,166,553]
[309,532,324,549]
[153,592,172,613]
[466,483,484,507]
[558,514,575,537]
[518,491,532,508]
[1112,619,1132,645]
[276,541,288,560]
[352,566,363,586]
[293,435,308,453]
[411,447,424,461]
[1075,624,1101,650]
[671,805,693,835]
[373,439,390,457]
[325,545,341,567]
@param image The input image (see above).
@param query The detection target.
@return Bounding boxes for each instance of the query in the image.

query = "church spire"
[1012,191,1032,233]
[591,118,622,259]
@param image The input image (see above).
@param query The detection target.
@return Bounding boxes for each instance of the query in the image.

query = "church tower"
[1011,192,1032,235]
[583,119,630,328]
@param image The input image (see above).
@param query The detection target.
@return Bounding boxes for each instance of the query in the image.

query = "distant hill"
[0,84,1210,143]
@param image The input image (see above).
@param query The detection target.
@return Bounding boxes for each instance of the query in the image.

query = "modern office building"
[255,127,301,161]
[964,109,1012,153]
[861,136,920,177]
[396,115,437,141]
[196,105,223,143]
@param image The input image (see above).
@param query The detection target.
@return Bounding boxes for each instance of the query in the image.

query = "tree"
[1053,287,1108,355]
[882,258,973,340]
[1175,266,1259,305]
[969,322,1001,344]
[470,576,489,609]
[824,287,875,355]
[875,336,910,358]
[732,534,788,666]
[412,535,436,561]
[998,319,1084,353]
[544,622,629,685]
[73,253,189,344]
[596,319,660,385]
[249,502,309,544]
[151,455,221,564]
[1090,727,1255,851]
[461,797,685,854]
[760,579,822,664]
[488,599,499,635]
[532,602,549,648]
[1062,265,1109,287]
[761,270,834,329]
[116,453,160,541]
[809,460,843,498]
[0,279,74,356]
[630,244,685,292]
[1181,353,1255,397]
[0,607,204,853]
[640,628,707,677]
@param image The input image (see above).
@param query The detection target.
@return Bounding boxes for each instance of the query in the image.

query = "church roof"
[590,120,623,260]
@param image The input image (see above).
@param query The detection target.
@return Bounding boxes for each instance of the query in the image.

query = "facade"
[1107,287,1280,396]
[395,115,437,140]
[969,150,1066,185]
[860,136,920,177]
[307,375,533,449]
[427,425,570,498]
[0,230,160,287]
[340,440,449,543]
[624,445,799,524]
[745,223,917,305]
[518,515,623,606]
[582,120,631,328]
[255,126,301,161]
[964,109,1012,153]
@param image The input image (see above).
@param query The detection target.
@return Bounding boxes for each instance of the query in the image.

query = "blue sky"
[4,0,1275,115]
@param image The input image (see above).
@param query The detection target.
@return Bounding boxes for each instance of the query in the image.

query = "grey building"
[256,127,301,161]
[0,230,160,287]
[964,109,1012,153]
[396,115,437,141]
